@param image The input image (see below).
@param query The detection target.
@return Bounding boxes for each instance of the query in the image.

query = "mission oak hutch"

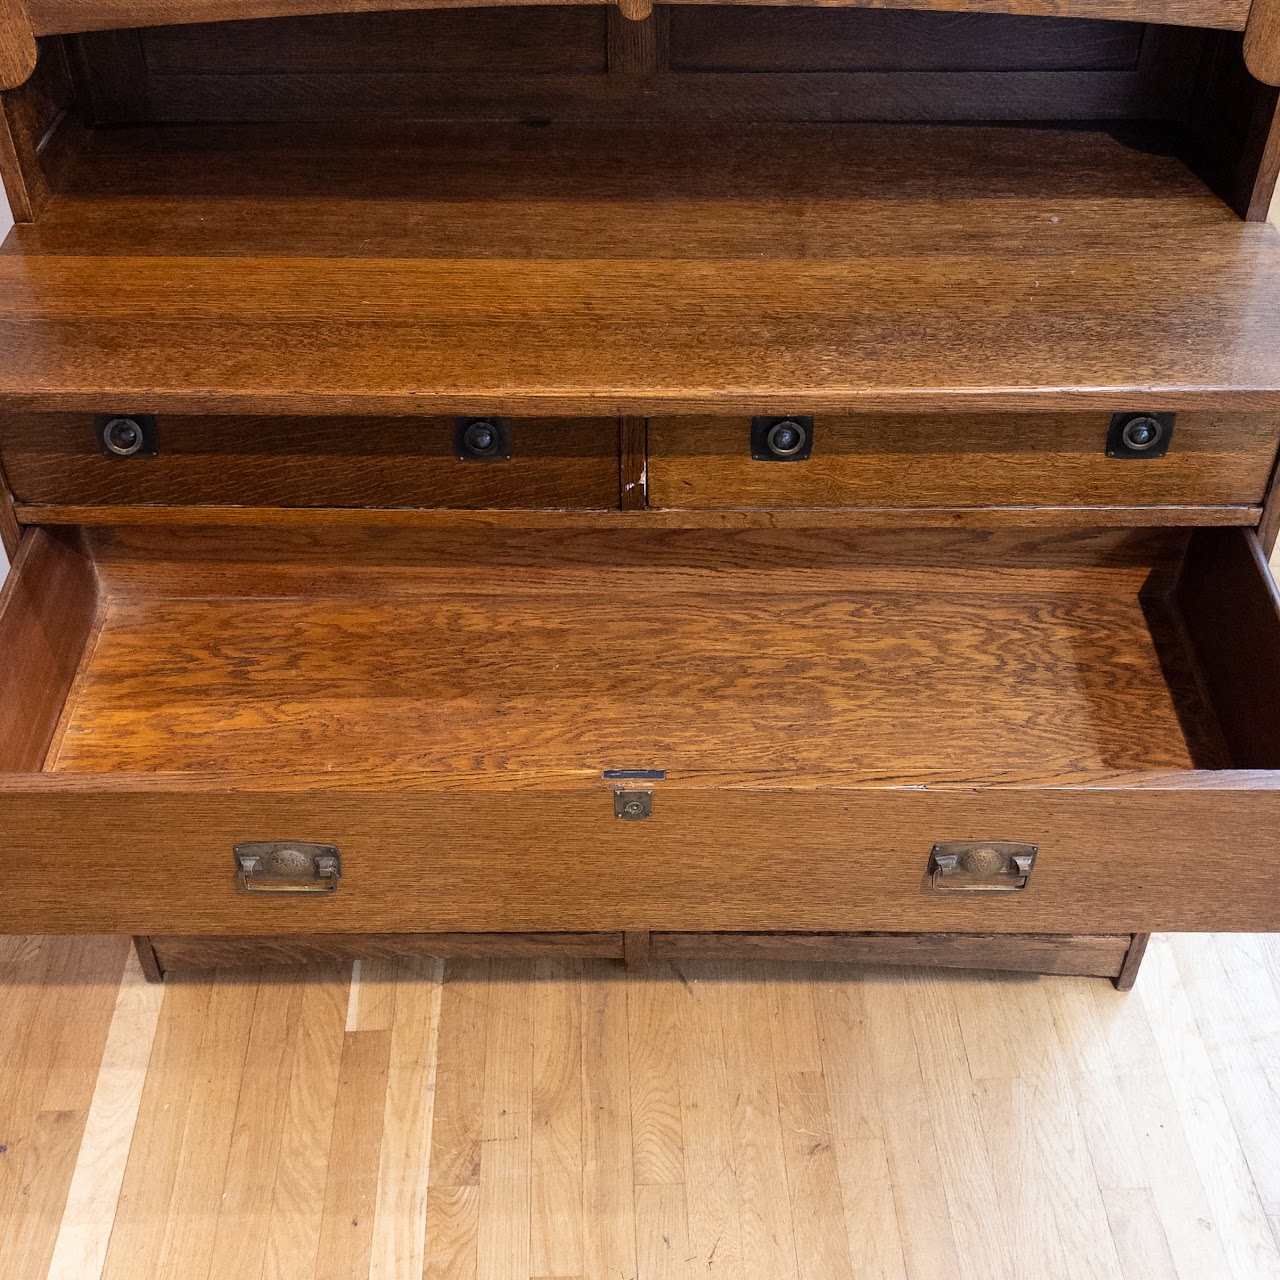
[2,0,1280,986]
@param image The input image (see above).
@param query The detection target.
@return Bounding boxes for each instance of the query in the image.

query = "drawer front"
[0,414,621,509]
[647,412,1279,510]
[1,782,1279,936]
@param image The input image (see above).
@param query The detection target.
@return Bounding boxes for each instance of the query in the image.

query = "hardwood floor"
[1,934,1280,1279]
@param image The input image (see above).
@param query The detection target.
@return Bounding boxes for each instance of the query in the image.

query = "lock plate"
[928,841,1036,892]
[235,842,342,893]
[614,791,652,820]
[751,416,814,461]
[96,413,158,459]
[1106,412,1174,459]
[454,417,511,461]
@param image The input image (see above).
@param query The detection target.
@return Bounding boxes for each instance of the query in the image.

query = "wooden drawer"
[0,414,621,509]
[647,413,1280,513]
[1,521,1279,937]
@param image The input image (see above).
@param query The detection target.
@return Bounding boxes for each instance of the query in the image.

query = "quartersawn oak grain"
[0,527,98,771]
[0,0,35,92]
[0,414,621,510]
[647,412,1280,511]
[3,124,1280,415]
[1246,0,1280,85]
[3,782,1280,935]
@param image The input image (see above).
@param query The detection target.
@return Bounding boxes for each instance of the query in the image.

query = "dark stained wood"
[1259,451,1280,552]
[0,414,621,510]
[647,412,1280,511]
[143,929,1132,980]
[618,418,647,510]
[24,123,1226,252]
[1174,527,1280,768]
[0,458,20,557]
[0,526,98,771]
[67,15,1206,125]
[0,0,35,92]
[21,0,1254,41]
[606,6,663,71]
[0,35,81,220]
[1112,932,1149,990]
[2,125,1279,416]
[134,6,607,75]
[669,6,1145,72]
[150,932,627,972]
[1250,95,1280,220]
[622,930,650,971]
[0,85,33,219]
[1184,31,1280,220]
[131,933,163,981]
[650,930,1133,977]
[1245,0,1280,84]
[12,502,1265,531]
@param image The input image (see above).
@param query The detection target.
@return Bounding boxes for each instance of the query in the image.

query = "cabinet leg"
[132,935,164,983]
[1112,933,1150,991]
[623,930,651,972]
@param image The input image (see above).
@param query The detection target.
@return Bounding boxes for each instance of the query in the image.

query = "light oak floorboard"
[0,938,1275,1278]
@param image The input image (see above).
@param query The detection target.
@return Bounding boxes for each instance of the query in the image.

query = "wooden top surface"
[3,123,1280,415]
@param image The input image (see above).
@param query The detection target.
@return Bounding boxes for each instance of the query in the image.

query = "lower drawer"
[1,522,1279,936]
[647,412,1280,512]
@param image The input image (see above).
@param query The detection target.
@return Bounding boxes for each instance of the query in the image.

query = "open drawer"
[1,519,1279,939]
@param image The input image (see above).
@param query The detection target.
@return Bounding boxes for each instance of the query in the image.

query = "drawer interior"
[4,524,1276,786]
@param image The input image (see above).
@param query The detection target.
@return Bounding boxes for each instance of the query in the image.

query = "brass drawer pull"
[235,842,342,894]
[928,841,1036,892]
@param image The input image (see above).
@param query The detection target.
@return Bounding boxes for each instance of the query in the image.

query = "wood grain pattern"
[7,247,1280,416]
[0,458,20,558]
[0,527,97,771]
[21,0,1253,40]
[0,935,126,1280]
[1115,932,1150,991]
[5,781,1280,935]
[1247,0,1280,84]
[0,36,81,221]
[650,930,1133,976]
[19,121,1223,244]
[3,123,1279,415]
[8,937,1280,1280]
[44,945,163,1280]
[648,412,1280,511]
[0,414,621,510]
[151,934,626,970]
[46,554,1193,779]
[16,502,1264,531]
[0,0,35,91]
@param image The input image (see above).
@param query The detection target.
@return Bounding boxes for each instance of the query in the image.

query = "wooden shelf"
[2,122,1280,415]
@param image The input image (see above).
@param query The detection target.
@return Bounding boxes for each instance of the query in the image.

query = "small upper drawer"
[0,414,621,510]
[647,413,1280,512]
